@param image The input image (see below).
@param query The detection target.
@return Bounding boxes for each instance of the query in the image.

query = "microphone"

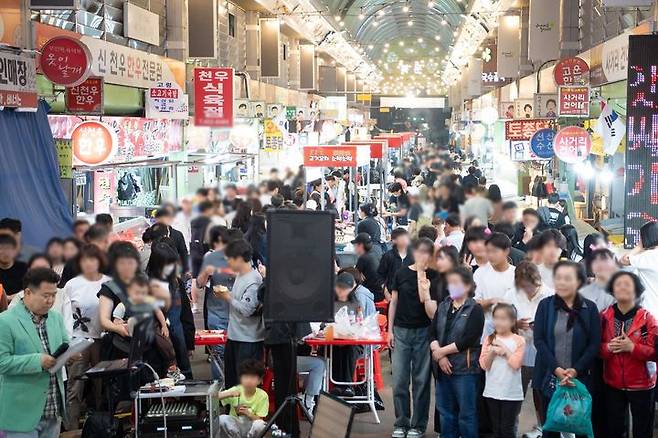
[51,343,69,358]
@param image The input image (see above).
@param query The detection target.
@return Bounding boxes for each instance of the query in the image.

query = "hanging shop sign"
[54,139,73,179]
[505,119,553,141]
[530,128,556,159]
[70,121,117,166]
[356,94,372,102]
[0,51,38,108]
[558,86,590,117]
[554,57,590,86]
[285,106,297,120]
[553,126,591,163]
[145,81,188,120]
[497,15,521,79]
[343,141,387,159]
[528,0,560,63]
[533,93,558,118]
[303,146,357,167]
[39,36,91,87]
[624,34,658,247]
[193,67,233,127]
[34,23,186,90]
[49,115,182,162]
[263,118,284,150]
[510,140,537,161]
[515,99,535,119]
[64,77,103,114]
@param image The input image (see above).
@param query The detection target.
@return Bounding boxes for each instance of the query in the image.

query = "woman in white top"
[621,221,658,319]
[9,253,73,336]
[502,261,553,438]
[62,244,110,430]
[479,303,526,438]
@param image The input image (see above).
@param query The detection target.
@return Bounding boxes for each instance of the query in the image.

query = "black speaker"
[265,210,335,323]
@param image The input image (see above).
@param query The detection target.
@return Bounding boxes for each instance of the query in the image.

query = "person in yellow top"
[217,359,269,438]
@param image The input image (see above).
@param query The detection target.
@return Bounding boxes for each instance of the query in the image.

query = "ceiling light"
[441,18,447,25]
[359,7,365,19]
[403,5,409,12]
[399,41,404,46]
[368,44,374,49]
[334,15,341,21]
[417,37,423,42]
[377,9,385,16]
[383,48,388,52]
[434,47,440,51]
[428,0,435,6]
[339,21,345,27]
[372,20,379,26]
[434,35,441,40]
[384,43,389,47]
[407,20,413,26]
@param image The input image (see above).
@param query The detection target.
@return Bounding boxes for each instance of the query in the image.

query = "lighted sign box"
[625,35,658,247]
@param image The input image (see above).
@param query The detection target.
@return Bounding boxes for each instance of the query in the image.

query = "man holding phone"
[0,268,69,438]
[502,261,553,438]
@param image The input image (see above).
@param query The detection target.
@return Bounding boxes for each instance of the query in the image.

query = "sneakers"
[303,394,316,420]
[406,429,423,438]
[522,426,543,438]
[391,428,407,438]
[166,367,185,383]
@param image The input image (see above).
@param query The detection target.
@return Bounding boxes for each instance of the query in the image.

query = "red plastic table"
[305,334,388,423]
[195,330,226,386]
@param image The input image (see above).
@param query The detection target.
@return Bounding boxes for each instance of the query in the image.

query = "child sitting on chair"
[112,274,182,380]
[217,359,269,438]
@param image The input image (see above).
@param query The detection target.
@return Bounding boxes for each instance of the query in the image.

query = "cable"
[139,362,168,438]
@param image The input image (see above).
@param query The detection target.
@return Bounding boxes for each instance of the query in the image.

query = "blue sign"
[530,128,556,159]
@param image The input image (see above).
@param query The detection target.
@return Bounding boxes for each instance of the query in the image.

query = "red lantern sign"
[303,146,357,167]
[39,36,91,87]
[71,121,116,165]
[65,77,103,114]
[553,126,591,164]
[193,67,234,127]
[554,57,590,87]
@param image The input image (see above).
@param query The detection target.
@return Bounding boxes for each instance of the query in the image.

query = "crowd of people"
[0,144,657,438]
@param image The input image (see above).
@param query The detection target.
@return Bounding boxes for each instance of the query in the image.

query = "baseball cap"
[336,272,356,289]
[351,232,372,245]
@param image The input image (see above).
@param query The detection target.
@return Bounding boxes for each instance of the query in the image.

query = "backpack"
[81,411,121,438]
[117,172,139,201]
[190,216,212,263]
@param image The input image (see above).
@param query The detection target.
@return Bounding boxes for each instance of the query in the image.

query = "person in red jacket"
[600,271,657,438]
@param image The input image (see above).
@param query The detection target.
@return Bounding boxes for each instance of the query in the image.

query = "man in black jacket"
[155,208,190,275]
[352,233,384,302]
[378,228,413,301]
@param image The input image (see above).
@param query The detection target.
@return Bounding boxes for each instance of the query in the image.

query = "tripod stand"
[257,337,314,438]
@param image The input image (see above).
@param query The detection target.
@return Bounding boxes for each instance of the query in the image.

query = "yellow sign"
[357,93,372,102]
[263,118,284,151]
[55,139,73,179]
[379,107,390,113]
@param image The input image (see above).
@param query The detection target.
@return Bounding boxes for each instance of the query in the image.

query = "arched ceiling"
[317,0,470,94]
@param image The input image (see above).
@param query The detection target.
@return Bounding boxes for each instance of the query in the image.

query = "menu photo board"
[625,35,658,247]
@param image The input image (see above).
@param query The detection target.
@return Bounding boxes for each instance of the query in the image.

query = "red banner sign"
[65,77,103,114]
[71,121,116,165]
[505,119,553,141]
[375,135,402,148]
[39,36,91,87]
[558,86,590,117]
[553,126,591,163]
[343,141,386,159]
[193,67,233,127]
[554,57,590,86]
[303,146,357,167]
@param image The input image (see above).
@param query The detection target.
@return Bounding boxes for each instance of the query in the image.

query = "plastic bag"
[543,378,593,438]
[332,307,381,340]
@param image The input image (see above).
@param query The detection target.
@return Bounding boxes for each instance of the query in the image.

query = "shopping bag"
[543,378,593,438]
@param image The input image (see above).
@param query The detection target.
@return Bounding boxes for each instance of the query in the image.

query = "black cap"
[336,272,356,289]
[351,232,372,245]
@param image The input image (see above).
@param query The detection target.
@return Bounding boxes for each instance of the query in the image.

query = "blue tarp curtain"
[0,100,73,249]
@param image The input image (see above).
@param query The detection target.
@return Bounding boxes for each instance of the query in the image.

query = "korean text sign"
[194,67,233,127]
[303,146,357,167]
[0,51,37,108]
[505,119,553,141]
[553,126,591,164]
[39,36,91,87]
[558,86,590,117]
[65,77,103,113]
[554,57,590,86]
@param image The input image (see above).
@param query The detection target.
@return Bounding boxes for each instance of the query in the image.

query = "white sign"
[80,35,182,89]
[0,51,38,108]
[601,31,632,85]
[467,59,483,97]
[528,0,560,62]
[497,15,521,78]
[603,0,652,5]
[379,97,446,108]
[145,81,188,120]
[124,3,160,46]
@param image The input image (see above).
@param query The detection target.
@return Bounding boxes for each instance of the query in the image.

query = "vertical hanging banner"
[54,139,73,179]
[467,59,483,97]
[336,67,346,93]
[188,0,217,58]
[193,67,234,128]
[260,19,280,78]
[625,35,658,247]
[558,86,590,117]
[319,65,337,93]
[528,0,560,63]
[497,15,521,79]
[65,77,103,114]
[299,45,316,90]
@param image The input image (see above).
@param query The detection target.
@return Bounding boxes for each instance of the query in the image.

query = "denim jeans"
[391,326,431,431]
[436,372,479,438]
[297,355,325,396]
[1,417,60,438]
